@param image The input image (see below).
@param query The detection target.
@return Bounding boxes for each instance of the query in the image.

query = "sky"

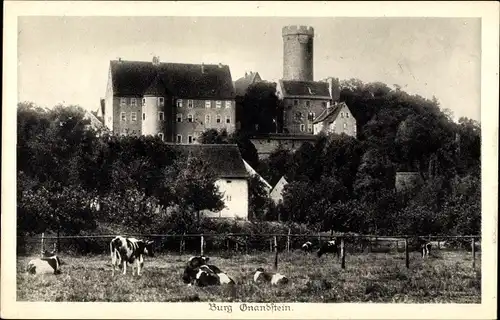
[18,16,481,121]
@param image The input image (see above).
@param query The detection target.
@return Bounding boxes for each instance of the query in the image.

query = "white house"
[270,176,289,205]
[313,102,357,137]
[172,144,249,219]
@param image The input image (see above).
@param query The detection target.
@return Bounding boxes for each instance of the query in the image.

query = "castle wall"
[282,25,314,81]
[282,97,328,134]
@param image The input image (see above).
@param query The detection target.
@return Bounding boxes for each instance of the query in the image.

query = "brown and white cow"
[253,267,289,285]
[110,236,154,276]
[182,256,235,286]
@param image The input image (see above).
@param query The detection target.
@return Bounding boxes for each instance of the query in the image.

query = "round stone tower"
[282,25,314,81]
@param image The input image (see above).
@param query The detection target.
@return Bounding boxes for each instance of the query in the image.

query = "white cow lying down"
[26,254,62,275]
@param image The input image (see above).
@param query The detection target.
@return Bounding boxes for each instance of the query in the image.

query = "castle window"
[308,124,313,133]
[188,100,194,108]
[176,113,182,122]
[305,100,310,107]
[131,98,137,107]
[158,97,165,107]
[187,114,193,123]
[226,116,231,124]
[142,98,146,106]
[293,99,298,106]
[225,101,231,108]
[158,112,165,121]
[142,113,146,120]
[322,101,327,108]
[300,124,305,132]
[158,133,164,141]
[120,112,126,121]
[205,114,211,124]
[177,99,183,108]
[120,98,127,106]
[176,134,182,143]
[188,135,193,144]
[216,115,221,123]
[131,112,137,121]
[216,101,222,108]
[205,101,211,108]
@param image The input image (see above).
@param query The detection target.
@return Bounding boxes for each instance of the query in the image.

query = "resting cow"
[301,241,313,252]
[317,239,340,258]
[253,267,289,285]
[110,236,154,276]
[182,256,235,286]
[26,250,62,275]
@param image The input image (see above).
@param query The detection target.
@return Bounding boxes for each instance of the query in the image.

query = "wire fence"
[18,232,481,270]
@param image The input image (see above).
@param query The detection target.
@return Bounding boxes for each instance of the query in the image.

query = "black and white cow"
[417,239,432,259]
[182,256,235,286]
[253,267,289,285]
[26,250,63,275]
[317,239,340,258]
[301,241,313,252]
[110,236,155,276]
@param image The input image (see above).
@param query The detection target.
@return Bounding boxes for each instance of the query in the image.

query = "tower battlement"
[282,25,315,37]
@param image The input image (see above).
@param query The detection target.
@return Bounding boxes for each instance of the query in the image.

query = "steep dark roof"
[234,72,262,96]
[280,80,330,98]
[110,60,235,99]
[313,102,351,124]
[168,144,248,179]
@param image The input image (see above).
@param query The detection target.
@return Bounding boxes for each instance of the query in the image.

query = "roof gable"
[280,80,330,98]
[234,71,261,96]
[110,60,235,99]
[168,144,248,178]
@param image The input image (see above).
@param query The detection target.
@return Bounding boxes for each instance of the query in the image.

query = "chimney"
[201,63,205,74]
[218,63,223,68]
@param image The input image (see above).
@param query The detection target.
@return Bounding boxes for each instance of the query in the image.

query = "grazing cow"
[253,267,289,285]
[182,256,235,286]
[26,250,62,275]
[301,241,313,252]
[110,236,155,276]
[417,239,432,259]
[317,239,340,258]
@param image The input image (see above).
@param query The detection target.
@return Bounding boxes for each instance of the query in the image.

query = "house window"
[343,123,347,130]
[308,124,313,133]
[131,98,137,107]
[158,133,164,141]
[353,126,357,134]
[226,195,232,201]
[340,112,344,118]
[216,101,222,108]
[188,100,194,108]
[226,116,231,124]
[142,113,146,120]
[120,112,126,121]
[216,115,221,123]
[176,113,182,122]
[188,135,193,144]
[306,100,310,107]
[188,114,193,123]
[120,98,126,106]
[205,114,211,124]
[300,124,305,132]
[293,99,298,106]
[346,112,350,118]
[176,134,182,143]
[131,112,137,121]
[225,101,231,108]
[205,101,211,108]
[142,98,146,106]
[158,112,165,121]
[158,97,165,107]
[177,99,183,108]
[322,101,327,108]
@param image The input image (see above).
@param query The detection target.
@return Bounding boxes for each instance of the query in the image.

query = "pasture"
[17,250,481,303]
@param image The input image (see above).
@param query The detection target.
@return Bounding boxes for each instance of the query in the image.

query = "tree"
[247,174,272,221]
[239,81,280,134]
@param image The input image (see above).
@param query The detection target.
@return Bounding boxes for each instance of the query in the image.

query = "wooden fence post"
[318,233,321,246]
[40,232,45,256]
[200,234,204,256]
[180,233,185,255]
[340,237,346,269]
[269,238,272,252]
[471,237,476,269]
[404,238,409,269]
[274,236,278,272]
[245,236,248,255]
[286,228,291,252]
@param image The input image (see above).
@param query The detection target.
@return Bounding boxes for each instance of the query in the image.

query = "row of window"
[176,114,231,124]
[119,97,232,109]
[155,133,197,144]
[291,100,328,108]
[120,112,164,121]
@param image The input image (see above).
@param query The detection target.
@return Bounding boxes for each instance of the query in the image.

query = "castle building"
[234,71,262,96]
[103,57,236,143]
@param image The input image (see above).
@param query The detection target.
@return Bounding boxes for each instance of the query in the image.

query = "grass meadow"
[17,250,481,303]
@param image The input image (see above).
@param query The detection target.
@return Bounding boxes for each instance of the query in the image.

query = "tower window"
[308,124,313,133]
[176,113,182,122]
[177,99,183,108]
[131,112,137,121]
[158,133,164,141]
[300,124,305,132]
[188,135,193,144]
[176,134,182,143]
[188,114,193,123]
[158,112,165,121]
